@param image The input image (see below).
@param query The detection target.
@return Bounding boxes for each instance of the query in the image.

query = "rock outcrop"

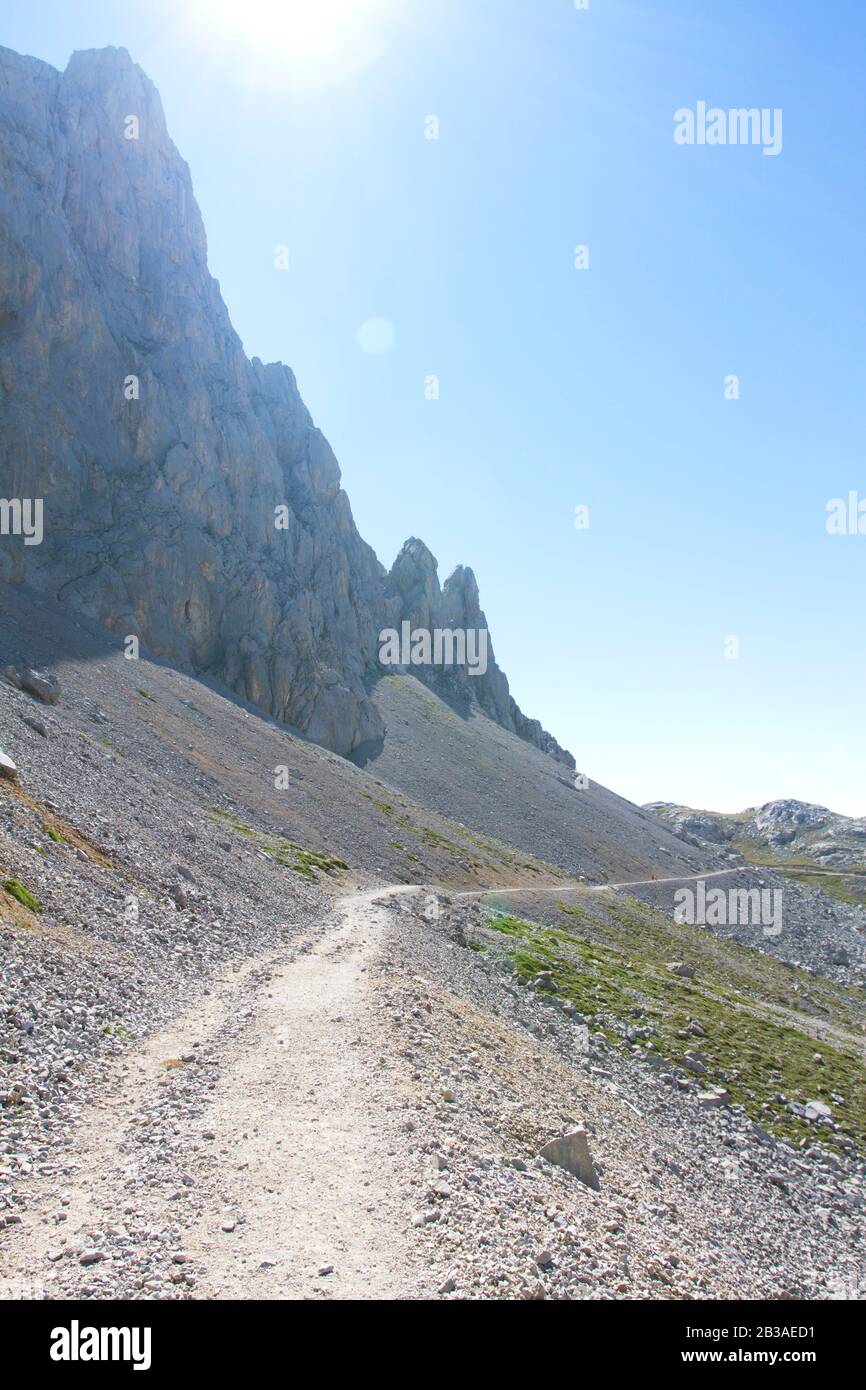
[382,540,573,766]
[538,1128,599,1189]
[0,44,570,765]
[646,799,866,870]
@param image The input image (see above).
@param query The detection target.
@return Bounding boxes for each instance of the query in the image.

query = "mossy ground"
[209,809,347,881]
[101,1022,129,1038]
[477,895,866,1154]
[2,877,42,913]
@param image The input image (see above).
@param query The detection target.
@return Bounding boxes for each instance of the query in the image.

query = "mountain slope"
[2,586,865,1303]
[359,671,716,882]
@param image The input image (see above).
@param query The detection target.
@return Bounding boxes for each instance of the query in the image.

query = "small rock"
[682,1053,707,1075]
[529,971,555,990]
[19,714,47,737]
[697,1089,730,1108]
[21,667,60,704]
[804,1100,832,1122]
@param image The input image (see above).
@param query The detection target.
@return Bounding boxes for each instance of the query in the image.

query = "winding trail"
[454,863,752,900]
[4,862,831,1302]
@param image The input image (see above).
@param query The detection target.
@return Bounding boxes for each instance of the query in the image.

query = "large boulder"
[538,1127,600,1189]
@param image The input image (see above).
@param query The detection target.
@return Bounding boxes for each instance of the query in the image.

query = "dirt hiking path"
[178,886,419,1299]
[3,887,424,1301]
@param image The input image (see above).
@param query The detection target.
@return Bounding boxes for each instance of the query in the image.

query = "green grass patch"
[208,810,347,880]
[781,869,866,909]
[210,808,256,837]
[483,906,866,1153]
[279,844,348,880]
[2,878,42,913]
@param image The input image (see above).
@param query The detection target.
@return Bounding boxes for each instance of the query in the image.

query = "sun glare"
[192,0,396,91]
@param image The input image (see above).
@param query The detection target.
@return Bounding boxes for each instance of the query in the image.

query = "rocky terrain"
[647,800,866,869]
[648,799,866,916]
[0,43,566,766]
[1,586,865,1301]
[360,671,716,885]
[5,883,866,1302]
[1,41,865,1304]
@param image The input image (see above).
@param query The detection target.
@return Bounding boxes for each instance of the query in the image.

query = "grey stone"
[19,714,48,736]
[537,1127,600,1190]
[697,1089,730,1108]
[804,1100,832,1122]
[20,668,60,704]
[682,1052,708,1074]
[667,961,696,979]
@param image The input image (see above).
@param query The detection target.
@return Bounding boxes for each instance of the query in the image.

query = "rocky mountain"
[0,44,567,764]
[2,42,866,1312]
[646,799,866,872]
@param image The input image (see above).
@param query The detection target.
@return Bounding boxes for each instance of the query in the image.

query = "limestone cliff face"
[0,44,571,765]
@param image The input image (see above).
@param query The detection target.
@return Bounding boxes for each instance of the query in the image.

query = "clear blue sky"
[4,1,865,815]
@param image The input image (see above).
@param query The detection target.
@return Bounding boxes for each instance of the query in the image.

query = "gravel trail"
[455,865,752,899]
[3,888,426,1301]
[177,887,420,1299]
[4,881,865,1303]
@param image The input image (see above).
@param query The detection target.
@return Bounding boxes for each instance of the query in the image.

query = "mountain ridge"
[0,43,569,765]
[646,798,866,870]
